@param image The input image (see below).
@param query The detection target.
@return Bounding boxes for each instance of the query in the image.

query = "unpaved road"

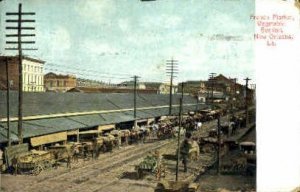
[1,139,177,192]
[0,112,255,192]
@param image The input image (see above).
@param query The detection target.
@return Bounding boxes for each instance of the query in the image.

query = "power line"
[44,64,167,84]
[44,66,130,81]
[46,62,133,78]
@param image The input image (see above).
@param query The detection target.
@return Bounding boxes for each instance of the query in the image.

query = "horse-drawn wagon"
[135,151,165,180]
[17,150,55,175]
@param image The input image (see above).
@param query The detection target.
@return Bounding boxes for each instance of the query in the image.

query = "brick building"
[0,56,45,92]
[44,72,76,92]
[178,81,206,96]
[207,74,244,98]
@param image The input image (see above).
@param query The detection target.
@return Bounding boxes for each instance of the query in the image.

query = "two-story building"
[44,72,76,92]
[178,81,206,96]
[0,56,45,92]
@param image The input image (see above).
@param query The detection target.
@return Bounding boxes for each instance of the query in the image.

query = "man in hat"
[180,132,192,172]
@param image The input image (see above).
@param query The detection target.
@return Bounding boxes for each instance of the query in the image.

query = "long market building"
[0,91,209,148]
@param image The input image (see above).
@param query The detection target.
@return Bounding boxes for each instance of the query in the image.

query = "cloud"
[38,25,71,53]
[81,39,118,55]
[204,10,250,35]
[118,18,131,32]
[75,0,116,24]
[140,14,182,29]
[51,26,71,51]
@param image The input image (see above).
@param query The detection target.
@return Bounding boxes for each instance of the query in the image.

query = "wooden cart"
[17,150,55,175]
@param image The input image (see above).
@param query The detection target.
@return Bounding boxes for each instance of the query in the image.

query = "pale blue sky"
[0,0,255,84]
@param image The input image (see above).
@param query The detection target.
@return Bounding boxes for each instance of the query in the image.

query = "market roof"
[0,91,208,143]
[0,91,200,118]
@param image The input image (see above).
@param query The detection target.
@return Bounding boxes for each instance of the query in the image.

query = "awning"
[67,130,78,135]
[30,132,67,147]
[79,130,102,135]
[98,124,115,131]
[136,119,148,123]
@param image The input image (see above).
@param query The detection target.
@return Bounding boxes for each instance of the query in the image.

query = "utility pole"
[217,115,221,174]
[5,58,11,146]
[196,96,199,111]
[175,97,183,181]
[230,78,237,115]
[244,77,251,128]
[132,75,140,129]
[209,73,216,105]
[175,82,184,181]
[233,78,237,100]
[180,82,184,99]
[166,58,178,115]
[5,3,36,144]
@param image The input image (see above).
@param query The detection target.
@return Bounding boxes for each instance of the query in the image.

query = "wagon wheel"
[137,168,143,179]
[43,161,53,170]
[155,166,162,180]
[32,164,43,176]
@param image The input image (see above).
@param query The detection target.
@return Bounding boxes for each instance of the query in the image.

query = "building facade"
[178,81,206,96]
[44,72,77,92]
[0,56,45,92]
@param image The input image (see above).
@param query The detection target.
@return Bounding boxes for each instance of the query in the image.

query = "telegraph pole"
[217,115,221,174]
[180,82,184,99]
[230,78,237,115]
[244,77,251,128]
[166,58,178,115]
[175,82,184,181]
[209,73,216,104]
[5,58,11,146]
[132,75,140,129]
[5,3,36,144]
[175,97,183,181]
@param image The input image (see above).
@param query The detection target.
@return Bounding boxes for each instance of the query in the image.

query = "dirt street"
[0,114,255,192]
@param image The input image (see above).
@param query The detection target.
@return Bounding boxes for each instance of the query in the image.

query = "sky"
[0,0,255,84]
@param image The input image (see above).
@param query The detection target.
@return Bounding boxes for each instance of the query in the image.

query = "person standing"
[180,132,192,172]
[11,156,18,175]
[197,121,202,130]
[67,155,71,169]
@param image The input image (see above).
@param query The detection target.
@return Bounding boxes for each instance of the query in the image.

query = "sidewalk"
[224,123,255,143]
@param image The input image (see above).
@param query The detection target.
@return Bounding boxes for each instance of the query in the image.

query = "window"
[57,80,60,87]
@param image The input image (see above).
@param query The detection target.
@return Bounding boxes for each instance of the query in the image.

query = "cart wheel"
[137,169,143,179]
[32,164,43,175]
[44,161,52,169]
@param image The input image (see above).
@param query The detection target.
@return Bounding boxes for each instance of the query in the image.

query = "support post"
[217,115,221,174]
[6,58,11,146]
[76,129,80,143]
[175,97,183,181]
[132,75,140,129]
